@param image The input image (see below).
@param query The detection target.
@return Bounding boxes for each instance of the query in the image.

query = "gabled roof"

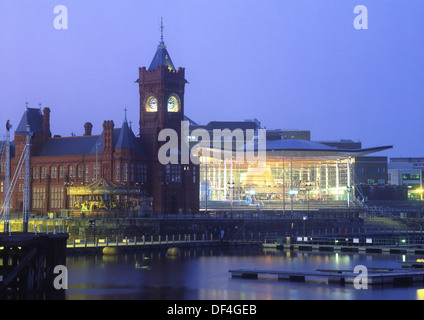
[36,135,102,156]
[184,115,198,126]
[115,120,136,149]
[16,108,44,134]
[36,127,147,157]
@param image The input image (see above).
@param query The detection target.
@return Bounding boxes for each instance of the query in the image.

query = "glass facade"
[199,153,354,210]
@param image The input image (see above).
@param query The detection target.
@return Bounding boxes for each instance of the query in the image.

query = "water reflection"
[66,248,424,300]
[417,289,424,300]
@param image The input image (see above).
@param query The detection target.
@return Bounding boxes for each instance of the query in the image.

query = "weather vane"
[160,17,164,44]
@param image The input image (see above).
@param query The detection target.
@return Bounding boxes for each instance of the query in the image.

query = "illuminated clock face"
[167,95,180,112]
[146,96,158,112]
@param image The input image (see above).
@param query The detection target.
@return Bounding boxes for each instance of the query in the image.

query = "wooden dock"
[0,232,68,298]
[229,268,424,286]
[263,242,424,255]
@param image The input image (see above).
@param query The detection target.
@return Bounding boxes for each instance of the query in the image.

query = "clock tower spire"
[137,19,186,137]
[160,17,164,45]
[136,21,198,215]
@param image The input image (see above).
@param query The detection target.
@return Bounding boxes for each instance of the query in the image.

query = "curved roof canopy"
[202,139,393,160]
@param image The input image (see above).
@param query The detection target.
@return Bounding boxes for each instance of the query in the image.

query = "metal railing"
[67,233,220,250]
[67,232,267,250]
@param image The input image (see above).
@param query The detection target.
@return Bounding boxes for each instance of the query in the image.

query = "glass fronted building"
[198,139,392,211]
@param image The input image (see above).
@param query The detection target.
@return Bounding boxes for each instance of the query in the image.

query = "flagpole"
[4,120,11,233]
[23,125,31,233]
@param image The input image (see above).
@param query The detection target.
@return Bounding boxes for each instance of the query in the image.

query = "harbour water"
[65,247,424,300]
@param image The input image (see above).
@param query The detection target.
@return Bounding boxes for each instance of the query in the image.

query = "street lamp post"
[306,182,312,212]
[95,142,101,181]
[418,189,424,219]
[228,180,235,217]
[347,186,352,209]
[303,215,308,237]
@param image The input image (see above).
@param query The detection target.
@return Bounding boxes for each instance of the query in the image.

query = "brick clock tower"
[137,22,199,214]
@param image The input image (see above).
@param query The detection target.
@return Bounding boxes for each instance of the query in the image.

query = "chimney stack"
[102,120,114,154]
[84,122,93,136]
[42,107,51,141]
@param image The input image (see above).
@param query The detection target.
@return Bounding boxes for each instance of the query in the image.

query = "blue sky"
[0,0,423,159]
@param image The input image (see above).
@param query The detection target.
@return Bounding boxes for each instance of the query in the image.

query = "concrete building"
[388,161,423,200]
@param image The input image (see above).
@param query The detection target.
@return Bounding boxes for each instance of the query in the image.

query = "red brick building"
[2,33,199,216]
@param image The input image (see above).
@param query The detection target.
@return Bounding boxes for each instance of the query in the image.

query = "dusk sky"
[0,0,423,159]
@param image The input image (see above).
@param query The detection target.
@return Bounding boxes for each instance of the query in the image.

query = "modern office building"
[388,160,423,200]
[355,156,388,185]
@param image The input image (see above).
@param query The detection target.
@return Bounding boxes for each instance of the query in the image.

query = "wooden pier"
[0,232,68,298]
[229,268,424,286]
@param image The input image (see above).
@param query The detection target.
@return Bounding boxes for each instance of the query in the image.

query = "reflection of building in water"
[199,139,392,210]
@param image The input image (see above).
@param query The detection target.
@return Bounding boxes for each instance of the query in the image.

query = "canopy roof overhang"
[265,145,394,159]
[198,144,393,162]
[67,178,141,196]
